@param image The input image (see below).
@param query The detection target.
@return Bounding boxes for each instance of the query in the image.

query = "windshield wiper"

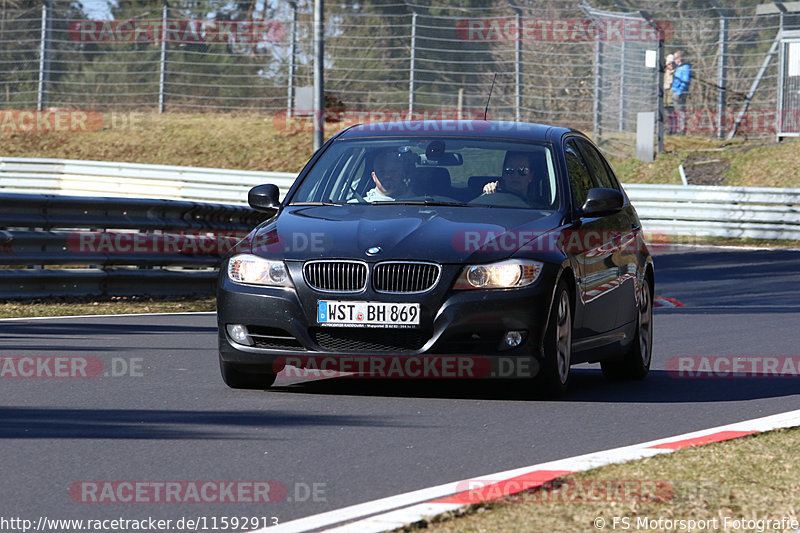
[290,201,342,206]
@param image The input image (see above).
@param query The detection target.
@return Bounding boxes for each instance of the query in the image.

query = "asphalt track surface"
[1,247,799,529]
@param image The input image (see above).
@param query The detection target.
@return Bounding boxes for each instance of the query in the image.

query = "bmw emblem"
[366,247,381,256]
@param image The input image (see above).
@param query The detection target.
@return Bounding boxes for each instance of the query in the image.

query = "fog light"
[227,324,251,345]
[504,330,524,347]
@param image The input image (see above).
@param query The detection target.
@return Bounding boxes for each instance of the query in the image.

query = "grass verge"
[2,112,800,187]
[399,427,800,533]
[0,295,216,319]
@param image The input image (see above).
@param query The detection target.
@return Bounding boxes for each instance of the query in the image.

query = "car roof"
[337,120,579,142]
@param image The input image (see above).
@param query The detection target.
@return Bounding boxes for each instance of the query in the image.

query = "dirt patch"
[681,154,730,185]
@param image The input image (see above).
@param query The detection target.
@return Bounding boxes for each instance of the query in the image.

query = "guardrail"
[0,157,297,204]
[624,184,800,240]
[0,192,271,299]
[2,157,799,245]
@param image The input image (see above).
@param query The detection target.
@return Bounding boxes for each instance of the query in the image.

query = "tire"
[219,356,277,390]
[601,275,653,381]
[535,282,572,397]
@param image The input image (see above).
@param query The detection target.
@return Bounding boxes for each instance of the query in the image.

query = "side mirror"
[580,188,624,217]
[248,184,281,212]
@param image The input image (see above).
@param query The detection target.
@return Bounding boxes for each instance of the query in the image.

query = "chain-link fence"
[0,0,796,157]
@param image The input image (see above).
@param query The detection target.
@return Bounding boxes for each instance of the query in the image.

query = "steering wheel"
[472,191,532,208]
[348,184,368,204]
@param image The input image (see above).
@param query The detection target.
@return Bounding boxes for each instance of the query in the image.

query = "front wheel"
[535,282,572,397]
[219,356,277,390]
[601,275,653,381]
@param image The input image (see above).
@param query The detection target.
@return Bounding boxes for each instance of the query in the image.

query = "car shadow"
[0,407,412,439]
[271,368,800,403]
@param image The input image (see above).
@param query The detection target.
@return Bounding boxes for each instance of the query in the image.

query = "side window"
[565,139,593,209]
[577,139,617,191]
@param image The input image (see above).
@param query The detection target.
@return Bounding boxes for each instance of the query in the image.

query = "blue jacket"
[672,63,691,96]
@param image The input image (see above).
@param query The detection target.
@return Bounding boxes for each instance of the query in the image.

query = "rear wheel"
[535,282,572,397]
[601,275,653,381]
[219,356,277,390]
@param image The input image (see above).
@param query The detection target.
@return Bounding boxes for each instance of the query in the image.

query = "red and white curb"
[654,296,684,308]
[260,408,800,533]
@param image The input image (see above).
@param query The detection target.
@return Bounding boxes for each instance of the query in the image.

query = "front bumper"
[216,262,558,378]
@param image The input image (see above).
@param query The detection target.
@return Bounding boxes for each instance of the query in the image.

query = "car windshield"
[289,137,559,210]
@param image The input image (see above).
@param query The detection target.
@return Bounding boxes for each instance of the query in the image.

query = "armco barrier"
[624,184,800,240]
[0,192,272,299]
[2,158,800,240]
[0,157,297,204]
[3,157,800,240]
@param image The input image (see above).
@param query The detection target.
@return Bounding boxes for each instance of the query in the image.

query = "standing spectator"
[671,50,691,135]
[664,54,676,134]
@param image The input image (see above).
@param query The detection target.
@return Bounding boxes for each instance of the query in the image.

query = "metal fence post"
[593,40,602,141]
[408,9,417,116]
[641,9,664,155]
[507,0,521,122]
[657,38,664,154]
[37,0,52,112]
[158,0,168,114]
[717,17,728,139]
[313,0,324,151]
[612,0,626,132]
[619,40,626,131]
[287,0,297,118]
[710,0,728,139]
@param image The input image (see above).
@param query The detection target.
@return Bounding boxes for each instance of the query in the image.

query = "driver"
[482,151,534,200]
[364,149,410,202]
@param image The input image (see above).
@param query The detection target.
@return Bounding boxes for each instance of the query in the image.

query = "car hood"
[244,204,564,263]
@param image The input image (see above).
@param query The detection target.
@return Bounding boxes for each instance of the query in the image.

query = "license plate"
[317,301,420,328]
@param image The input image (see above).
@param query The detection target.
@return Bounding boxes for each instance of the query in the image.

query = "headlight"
[227,254,293,287]
[454,259,543,289]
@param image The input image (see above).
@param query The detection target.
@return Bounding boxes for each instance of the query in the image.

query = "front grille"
[248,326,304,350]
[304,260,367,292]
[373,262,440,293]
[311,327,430,352]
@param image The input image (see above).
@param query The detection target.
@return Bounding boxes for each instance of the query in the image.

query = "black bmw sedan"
[217,120,654,396]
